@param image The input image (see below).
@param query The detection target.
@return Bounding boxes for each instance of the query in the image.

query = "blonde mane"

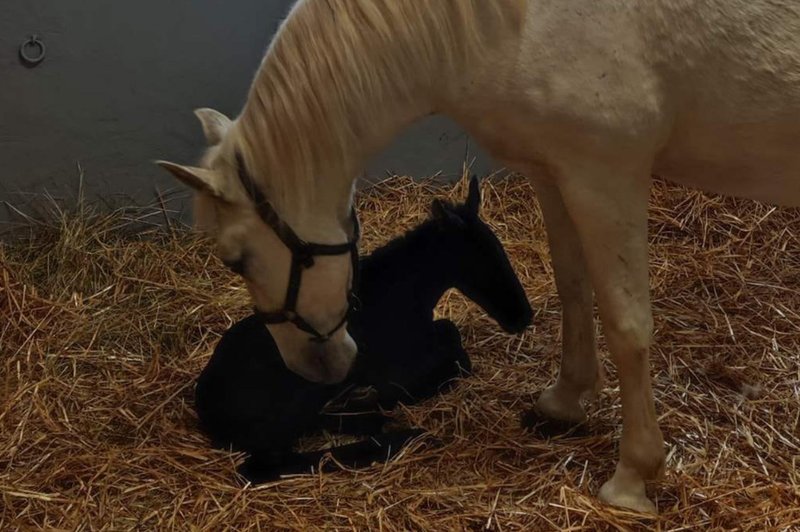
[232,0,521,214]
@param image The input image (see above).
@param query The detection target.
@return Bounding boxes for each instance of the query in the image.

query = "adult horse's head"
[157,109,358,384]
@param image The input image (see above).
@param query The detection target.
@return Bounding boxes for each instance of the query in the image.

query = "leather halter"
[235,152,360,343]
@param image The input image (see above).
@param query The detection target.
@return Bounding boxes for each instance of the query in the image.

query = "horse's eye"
[222,256,246,276]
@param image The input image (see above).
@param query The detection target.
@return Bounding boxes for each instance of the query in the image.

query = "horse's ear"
[156,160,228,199]
[467,175,481,215]
[194,108,232,146]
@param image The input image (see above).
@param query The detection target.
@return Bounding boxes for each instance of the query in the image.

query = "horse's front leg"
[531,178,602,424]
[555,160,665,514]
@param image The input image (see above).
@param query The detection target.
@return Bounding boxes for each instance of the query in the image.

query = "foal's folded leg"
[236,449,306,483]
[238,429,426,483]
[387,324,471,407]
[318,410,388,436]
[318,428,426,469]
[432,319,471,375]
[320,383,387,435]
[324,384,380,412]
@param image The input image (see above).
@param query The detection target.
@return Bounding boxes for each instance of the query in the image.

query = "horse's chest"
[455,106,548,167]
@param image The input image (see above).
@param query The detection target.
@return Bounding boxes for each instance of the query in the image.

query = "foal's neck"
[418,243,459,315]
[365,222,458,314]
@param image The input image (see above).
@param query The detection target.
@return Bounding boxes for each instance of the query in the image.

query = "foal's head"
[432,177,533,333]
[157,109,358,384]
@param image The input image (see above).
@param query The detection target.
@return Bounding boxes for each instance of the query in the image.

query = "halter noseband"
[235,152,360,343]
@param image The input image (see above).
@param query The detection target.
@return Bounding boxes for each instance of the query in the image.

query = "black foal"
[347,176,532,408]
[195,177,532,482]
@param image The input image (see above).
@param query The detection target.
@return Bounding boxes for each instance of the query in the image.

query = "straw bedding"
[2,175,800,530]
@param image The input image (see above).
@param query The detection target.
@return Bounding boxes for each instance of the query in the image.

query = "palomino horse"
[158,0,800,513]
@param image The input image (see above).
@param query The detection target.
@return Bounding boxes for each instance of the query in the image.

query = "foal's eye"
[222,256,246,276]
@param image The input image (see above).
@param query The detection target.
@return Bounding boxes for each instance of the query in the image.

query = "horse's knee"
[554,269,592,306]
[602,311,653,362]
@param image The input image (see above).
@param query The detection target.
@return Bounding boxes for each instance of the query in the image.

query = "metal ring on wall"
[19,35,46,66]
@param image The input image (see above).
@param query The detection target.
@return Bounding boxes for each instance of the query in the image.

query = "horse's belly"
[654,120,800,207]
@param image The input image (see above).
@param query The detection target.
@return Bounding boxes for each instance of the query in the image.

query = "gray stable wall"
[0,0,492,221]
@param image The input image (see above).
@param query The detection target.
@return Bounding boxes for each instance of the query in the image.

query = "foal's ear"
[194,108,232,146]
[156,161,228,199]
[431,199,465,227]
[431,198,450,220]
[466,175,481,215]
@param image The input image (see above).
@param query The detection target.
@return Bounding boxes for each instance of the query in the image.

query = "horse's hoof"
[520,408,588,438]
[598,474,657,515]
[535,385,588,424]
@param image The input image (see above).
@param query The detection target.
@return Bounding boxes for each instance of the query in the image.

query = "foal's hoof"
[325,385,379,413]
[598,473,657,515]
[344,386,380,411]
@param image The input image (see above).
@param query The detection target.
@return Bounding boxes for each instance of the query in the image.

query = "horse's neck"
[234,0,519,230]
[237,0,440,225]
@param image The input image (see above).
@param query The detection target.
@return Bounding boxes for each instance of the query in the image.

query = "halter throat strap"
[234,152,360,343]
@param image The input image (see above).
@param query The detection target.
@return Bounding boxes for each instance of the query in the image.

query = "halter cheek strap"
[235,152,360,343]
